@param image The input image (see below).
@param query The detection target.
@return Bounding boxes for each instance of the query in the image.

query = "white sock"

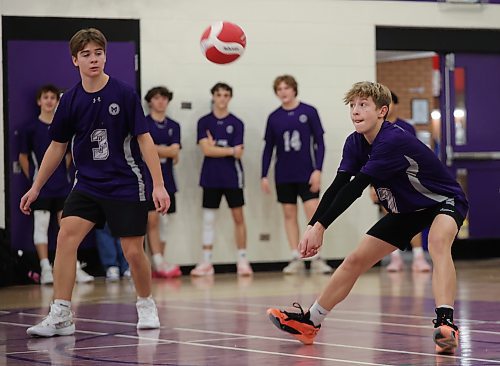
[203,249,212,264]
[437,304,454,310]
[137,295,153,303]
[152,253,164,270]
[391,250,401,258]
[309,301,329,326]
[54,299,71,309]
[413,246,424,258]
[291,249,300,260]
[40,258,51,270]
[238,249,247,261]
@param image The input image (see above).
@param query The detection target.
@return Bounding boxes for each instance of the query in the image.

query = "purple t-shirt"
[144,115,180,194]
[197,112,244,189]
[262,102,325,184]
[19,118,72,198]
[394,118,416,136]
[49,77,149,201]
[338,121,468,217]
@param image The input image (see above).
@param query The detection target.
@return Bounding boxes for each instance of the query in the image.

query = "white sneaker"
[76,261,95,283]
[106,266,120,282]
[310,259,334,274]
[386,253,404,272]
[282,260,305,274]
[136,297,160,329]
[123,269,132,279]
[237,259,253,276]
[27,302,75,337]
[40,267,54,285]
[412,255,432,272]
[190,262,214,276]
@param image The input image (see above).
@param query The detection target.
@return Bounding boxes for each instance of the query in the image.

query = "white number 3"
[91,129,109,160]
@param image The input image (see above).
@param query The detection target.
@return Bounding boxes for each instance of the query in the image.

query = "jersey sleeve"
[49,94,75,143]
[233,119,244,146]
[172,122,181,147]
[197,118,208,143]
[337,135,362,175]
[18,124,32,154]
[128,92,149,136]
[360,141,408,180]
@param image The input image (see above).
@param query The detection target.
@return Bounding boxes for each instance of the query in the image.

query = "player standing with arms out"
[21,28,169,337]
[261,75,333,274]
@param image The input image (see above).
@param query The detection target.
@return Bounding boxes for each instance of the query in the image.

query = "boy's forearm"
[32,142,68,190]
[201,144,233,158]
[138,134,164,186]
[157,144,180,159]
[19,154,30,178]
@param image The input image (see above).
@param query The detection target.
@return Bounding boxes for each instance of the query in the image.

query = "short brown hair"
[273,75,298,96]
[69,28,107,57]
[36,84,61,102]
[145,86,174,103]
[211,82,233,96]
[343,81,391,109]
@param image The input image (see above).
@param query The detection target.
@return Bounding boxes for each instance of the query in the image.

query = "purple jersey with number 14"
[262,102,325,184]
[338,121,468,217]
[49,77,149,202]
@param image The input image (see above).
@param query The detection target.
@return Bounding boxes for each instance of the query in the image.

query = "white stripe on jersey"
[405,156,448,202]
[234,160,244,189]
[31,151,39,180]
[309,135,317,169]
[124,134,146,201]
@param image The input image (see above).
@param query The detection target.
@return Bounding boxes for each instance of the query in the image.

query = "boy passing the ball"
[21,28,170,337]
[267,81,468,355]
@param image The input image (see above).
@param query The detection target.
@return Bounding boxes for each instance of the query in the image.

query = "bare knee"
[122,245,143,265]
[282,206,296,221]
[341,252,363,274]
[428,233,452,257]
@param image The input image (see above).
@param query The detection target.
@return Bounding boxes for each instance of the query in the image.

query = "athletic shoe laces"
[433,311,458,331]
[283,303,318,328]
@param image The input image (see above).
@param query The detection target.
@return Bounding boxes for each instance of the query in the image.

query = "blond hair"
[69,28,107,57]
[343,81,391,109]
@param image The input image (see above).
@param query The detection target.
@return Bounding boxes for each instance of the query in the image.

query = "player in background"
[267,81,468,355]
[21,28,169,337]
[261,75,333,274]
[190,82,253,277]
[19,84,94,285]
[144,86,182,278]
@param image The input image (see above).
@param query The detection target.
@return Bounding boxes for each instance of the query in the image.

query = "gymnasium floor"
[1,259,500,365]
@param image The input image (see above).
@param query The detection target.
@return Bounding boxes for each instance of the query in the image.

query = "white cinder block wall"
[1,1,500,265]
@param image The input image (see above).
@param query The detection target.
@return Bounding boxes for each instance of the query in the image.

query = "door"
[441,53,500,239]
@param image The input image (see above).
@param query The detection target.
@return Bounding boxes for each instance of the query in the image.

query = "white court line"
[18,312,138,327]
[0,310,11,315]
[174,327,500,365]
[187,336,250,343]
[156,304,258,315]
[0,320,392,366]
[202,299,498,326]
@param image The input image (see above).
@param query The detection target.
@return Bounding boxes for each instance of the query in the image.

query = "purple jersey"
[262,102,325,184]
[394,118,416,136]
[49,77,149,201]
[19,118,72,198]
[197,113,244,189]
[144,115,180,193]
[338,121,468,217]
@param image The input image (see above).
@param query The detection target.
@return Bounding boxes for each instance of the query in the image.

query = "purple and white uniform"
[49,77,149,201]
[338,121,468,217]
[19,118,72,198]
[262,102,325,183]
[394,118,416,136]
[144,116,181,194]
[197,112,244,189]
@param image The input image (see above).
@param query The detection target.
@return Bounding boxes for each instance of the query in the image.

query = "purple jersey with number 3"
[49,78,149,201]
[262,102,325,184]
[339,121,468,217]
[197,113,244,189]
[19,118,72,198]
[144,115,180,194]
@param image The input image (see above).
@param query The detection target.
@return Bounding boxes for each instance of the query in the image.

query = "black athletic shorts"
[202,188,244,209]
[62,190,149,237]
[31,197,66,212]
[276,182,320,204]
[367,200,466,251]
[147,193,176,214]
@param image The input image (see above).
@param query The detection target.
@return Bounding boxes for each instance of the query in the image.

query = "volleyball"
[200,21,246,64]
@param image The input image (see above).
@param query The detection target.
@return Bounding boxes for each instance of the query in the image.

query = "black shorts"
[276,182,320,204]
[367,200,466,251]
[203,188,244,209]
[147,193,176,214]
[31,197,66,212]
[62,190,149,237]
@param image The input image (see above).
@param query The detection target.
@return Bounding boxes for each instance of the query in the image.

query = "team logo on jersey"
[299,114,308,123]
[226,125,234,134]
[168,128,173,136]
[108,103,120,116]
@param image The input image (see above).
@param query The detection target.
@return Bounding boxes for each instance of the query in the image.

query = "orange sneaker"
[433,320,459,354]
[267,303,320,345]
